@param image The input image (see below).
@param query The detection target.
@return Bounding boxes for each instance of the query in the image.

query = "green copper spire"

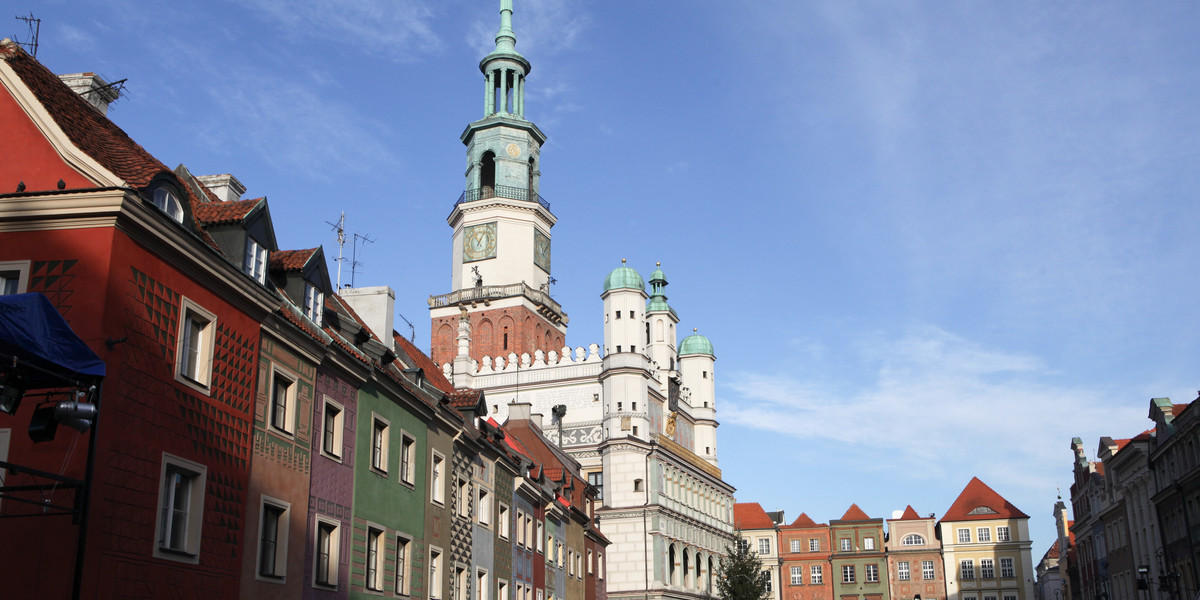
[480,0,530,118]
[495,0,518,55]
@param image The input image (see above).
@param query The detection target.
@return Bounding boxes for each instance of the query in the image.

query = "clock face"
[534,229,551,272]
[463,222,497,262]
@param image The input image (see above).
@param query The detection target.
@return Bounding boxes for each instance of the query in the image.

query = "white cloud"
[240,0,442,60]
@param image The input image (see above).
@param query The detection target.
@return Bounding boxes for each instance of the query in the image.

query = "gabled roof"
[897,505,922,520]
[941,477,1029,522]
[2,41,169,188]
[837,503,871,522]
[734,502,776,530]
[270,248,319,272]
[1042,539,1061,561]
[784,513,819,528]
[393,334,454,394]
[447,388,485,413]
[193,197,263,225]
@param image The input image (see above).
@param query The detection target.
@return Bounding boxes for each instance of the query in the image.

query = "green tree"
[716,535,769,600]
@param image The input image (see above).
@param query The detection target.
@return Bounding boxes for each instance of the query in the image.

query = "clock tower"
[429,0,568,367]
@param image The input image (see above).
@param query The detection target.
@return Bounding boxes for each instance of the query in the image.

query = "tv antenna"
[14,13,39,57]
[325,212,347,288]
[349,232,375,287]
[396,311,416,342]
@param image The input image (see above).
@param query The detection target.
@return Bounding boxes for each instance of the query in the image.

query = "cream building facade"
[939,478,1036,600]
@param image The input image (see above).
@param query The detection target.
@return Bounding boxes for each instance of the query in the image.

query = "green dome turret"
[603,258,645,293]
[679,328,714,357]
[646,261,673,314]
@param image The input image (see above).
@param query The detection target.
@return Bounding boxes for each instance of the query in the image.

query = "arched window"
[668,545,677,586]
[481,151,496,195]
[902,534,925,546]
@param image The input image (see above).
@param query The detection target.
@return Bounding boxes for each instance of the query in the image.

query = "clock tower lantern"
[429,0,568,367]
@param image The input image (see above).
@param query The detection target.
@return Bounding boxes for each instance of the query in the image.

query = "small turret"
[645,262,679,373]
[680,328,718,465]
[602,259,646,356]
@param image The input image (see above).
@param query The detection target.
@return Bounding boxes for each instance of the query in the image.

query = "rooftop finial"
[495,0,517,54]
[621,258,626,264]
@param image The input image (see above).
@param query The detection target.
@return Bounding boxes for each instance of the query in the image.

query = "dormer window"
[153,188,183,223]
[304,282,324,326]
[244,238,268,283]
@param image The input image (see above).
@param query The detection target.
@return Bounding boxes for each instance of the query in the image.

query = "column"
[500,68,509,114]
[485,70,494,115]
[516,74,523,117]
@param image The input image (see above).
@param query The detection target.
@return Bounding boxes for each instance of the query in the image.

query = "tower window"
[616,346,621,353]
[481,151,496,193]
[615,311,621,319]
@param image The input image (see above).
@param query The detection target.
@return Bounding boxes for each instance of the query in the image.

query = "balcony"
[428,282,566,323]
[454,185,551,212]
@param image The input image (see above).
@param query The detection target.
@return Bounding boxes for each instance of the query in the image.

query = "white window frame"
[268,365,298,435]
[175,297,217,394]
[153,187,184,222]
[957,528,972,543]
[313,516,340,589]
[430,546,444,599]
[153,453,207,564]
[0,260,31,295]
[758,538,771,554]
[400,431,416,486]
[790,539,801,553]
[863,537,875,550]
[997,526,1011,541]
[865,563,879,583]
[536,520,544,553]
[791,566,804,585]
[256,495,290,582]
[961,559,975,580]
[922,560,936,580]
[366,525,385,591]
[478,568,490,600]
[478,487,492,526]
[810,565,822,584]
[809,538,820,552]
[498,503,510,540]
[371,414,390,474]
[903,534,925,546]
[842,565,855,583]
[898,561,910,581]
[977,527,992,542]
[840,538,851,551]
[431,452,446,505]
[981,558,995,579]
[396,533,413,595]
[320,396,344,460]
[245,237,268,283]
[304,281,324,326]
[456,477,470,519]
[1000,557,1015,578]
[497,579,509,600]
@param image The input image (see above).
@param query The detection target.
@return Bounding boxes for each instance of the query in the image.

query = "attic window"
[967,506,999,515]
[245,238,268,284]
[304,282,324,326]
[152,188,183,223]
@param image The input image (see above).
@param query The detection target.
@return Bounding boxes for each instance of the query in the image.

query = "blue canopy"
[0,293,105,388]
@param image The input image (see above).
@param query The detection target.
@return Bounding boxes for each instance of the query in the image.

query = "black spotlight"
[0,370,25,415]
[28,405,59,443]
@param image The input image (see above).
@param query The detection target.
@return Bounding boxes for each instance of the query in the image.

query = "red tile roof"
[1042,539,1061,561]
[193,197,262,225]
[897,505,922,520]
[393,334,454,394]
[270,248,318,272]
[941,477,1029,522]
[785,513,818,528]
[734,503,776,530]
[447,388,483,410]
[838,504,871,521]
[2,41,169,188]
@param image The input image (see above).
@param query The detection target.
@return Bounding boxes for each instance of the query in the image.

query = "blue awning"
[0,293,105,388]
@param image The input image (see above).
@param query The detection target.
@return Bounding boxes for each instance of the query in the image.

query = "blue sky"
[17,0,1200,564]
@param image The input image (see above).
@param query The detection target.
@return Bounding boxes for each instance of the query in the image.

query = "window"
[304,282,324,326]
[902,534,925,546]
[984,595,997,600]
[922,560,935,580]
[634,478,643,491]
[791,566,804,585]
[980,558,994,578]
[599,553,605,579]
[498,580,508,600]
[455,566,468,600]
[257,498,289,579]
[431,453,445,504]
[321,398,343,459]
[478,488,491,525]
[367,527,385,591]
[430,547,444,599]
[790,539,802,553]
[863,537,875,550]
[739,539,749,552]
[957,528,972,543]
[0,260,30,295]
[478,569,489,600]
[1003,595,1018,600]
[840,538,852,551]
[498,504,510,539]
[270,370,296,433]
[457,478,470,518]
[536,520,544,553]
[569,549,575,576]
[1000,557,1014,578]
[898,561,910,581]
[401,433,416,484]
[997,526,1011,541]
[315,518,339,588]
[588,550,594,575]
[809,538,820,552]
[810,565,823,584]
[759,538,771,554]
[154,454,207,562]
[865,564,879,583]
[961,559,975,580]
[245,238,268,283]
[396,536,412,594]
[372,417,389,473]
[153,187,184,222]
[762,571,772,592]
[842,565,855,583]
[176,298,216,391]
[977,527,992,542]
[589,472,603,501]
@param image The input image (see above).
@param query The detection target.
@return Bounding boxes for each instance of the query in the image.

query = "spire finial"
[495,0,517,54]
[621,258,626,264]
[656,261,661,267]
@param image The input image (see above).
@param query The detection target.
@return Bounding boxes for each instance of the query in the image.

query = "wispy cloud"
[240,0,442,60]
[722,325,1145,491]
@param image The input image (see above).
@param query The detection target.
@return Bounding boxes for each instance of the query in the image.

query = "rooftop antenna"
[396,311,416,343]
[325,212,346,289]
[349,232,375,287]
[14,12,39,57]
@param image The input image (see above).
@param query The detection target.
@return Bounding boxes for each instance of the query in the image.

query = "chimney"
[509,401,532,423]
[58,73,119,116]
[337,286,396,349]
[195,174,246,203]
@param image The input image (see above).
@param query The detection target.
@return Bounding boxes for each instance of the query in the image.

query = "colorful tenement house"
[885,506,946,600]
[830,504,890,600]
[0,6,609,596]
[778,513,834,600]
[939,478,1035,600]
[426,6,737,600]
[736,502,784,600]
